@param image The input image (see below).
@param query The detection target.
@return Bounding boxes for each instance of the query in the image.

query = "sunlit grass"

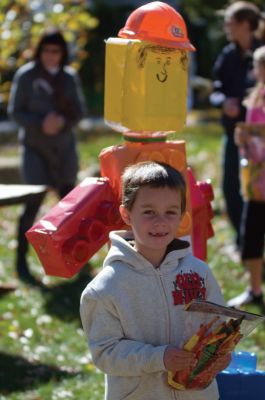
[0,114,264,399]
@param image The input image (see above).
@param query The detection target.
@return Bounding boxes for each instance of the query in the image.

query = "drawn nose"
[157,66,168,83]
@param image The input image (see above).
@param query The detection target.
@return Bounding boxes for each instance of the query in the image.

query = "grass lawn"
[0,114,264,399]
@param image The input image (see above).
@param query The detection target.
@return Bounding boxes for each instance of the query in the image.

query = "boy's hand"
[163,346,197,373]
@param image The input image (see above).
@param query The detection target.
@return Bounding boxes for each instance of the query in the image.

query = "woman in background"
[8,29,86,284]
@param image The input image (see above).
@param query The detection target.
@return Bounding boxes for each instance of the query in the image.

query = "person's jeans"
[222,135,243,246]
[16,192,46,273]
[16,184,75,274]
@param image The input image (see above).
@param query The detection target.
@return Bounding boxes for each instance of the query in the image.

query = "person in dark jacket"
[8,29,86,284]
[210,1,263,248]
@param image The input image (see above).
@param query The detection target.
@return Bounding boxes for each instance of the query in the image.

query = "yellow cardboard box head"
[104,38,189,133]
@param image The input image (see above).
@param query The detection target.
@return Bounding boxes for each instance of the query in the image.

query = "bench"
[0,184,48,206]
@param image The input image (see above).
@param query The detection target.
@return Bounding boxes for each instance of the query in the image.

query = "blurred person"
[228,45,265,308]
[8,29,86,285]
[210,1,264,249]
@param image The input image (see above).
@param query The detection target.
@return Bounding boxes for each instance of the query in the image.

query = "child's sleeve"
[80,286,167,376]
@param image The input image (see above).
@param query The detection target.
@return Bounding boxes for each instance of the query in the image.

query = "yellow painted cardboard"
[104,38,188,133]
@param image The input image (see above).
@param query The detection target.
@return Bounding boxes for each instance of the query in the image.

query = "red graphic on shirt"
[172,271,206,305]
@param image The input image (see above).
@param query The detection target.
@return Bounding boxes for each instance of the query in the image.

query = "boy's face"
[119,186,183,267]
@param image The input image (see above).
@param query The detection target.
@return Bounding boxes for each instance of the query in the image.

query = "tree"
[0,0,98,115]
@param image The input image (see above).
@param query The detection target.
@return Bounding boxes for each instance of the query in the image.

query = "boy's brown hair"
[121,161,187,214]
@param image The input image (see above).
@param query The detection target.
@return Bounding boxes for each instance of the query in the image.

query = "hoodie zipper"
[156,267,181,400]
[155,267,171,342]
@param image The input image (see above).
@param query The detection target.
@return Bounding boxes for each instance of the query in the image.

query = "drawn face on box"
[134,44,189,122]
[104,38,189,132]
[139,46,188,83]
[137,44,188,82]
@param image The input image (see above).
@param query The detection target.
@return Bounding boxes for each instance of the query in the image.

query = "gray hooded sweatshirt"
[80,230,225,400]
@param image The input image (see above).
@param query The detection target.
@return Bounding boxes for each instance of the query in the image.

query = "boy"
[80,161,230,400]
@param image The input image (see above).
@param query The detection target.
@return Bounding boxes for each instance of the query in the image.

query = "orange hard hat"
[118,1,195,51]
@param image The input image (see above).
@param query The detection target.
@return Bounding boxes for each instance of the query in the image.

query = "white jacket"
[80,230,225,400]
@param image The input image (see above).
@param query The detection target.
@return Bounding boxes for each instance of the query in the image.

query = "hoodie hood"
[104,230,191,274]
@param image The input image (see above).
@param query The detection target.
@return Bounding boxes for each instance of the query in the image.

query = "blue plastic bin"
[217,351,265,400]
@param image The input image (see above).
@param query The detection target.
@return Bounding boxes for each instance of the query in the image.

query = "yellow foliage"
[0,2,98,70]
[0,0,98,105]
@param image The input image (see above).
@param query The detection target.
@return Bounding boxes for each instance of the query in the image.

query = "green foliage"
[0,118,264,399]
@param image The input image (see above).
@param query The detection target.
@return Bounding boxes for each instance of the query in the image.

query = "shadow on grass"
[0,351,79,394]
[41,264,92,323]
